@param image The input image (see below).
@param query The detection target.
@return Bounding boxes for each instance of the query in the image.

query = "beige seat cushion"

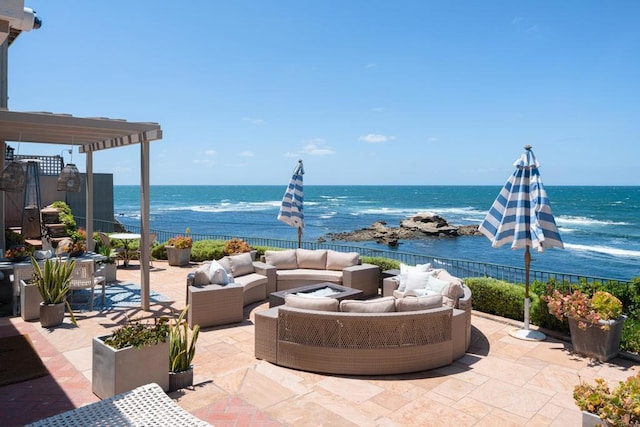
[296,249,327,270]
[326,250,359,271]
[340,296,396,313]
[228,252,255,277]
[193,262,212,285]
[217,257,232,274]
[441,282,463,308]
[276,269,343,282]
[284,294,339,312]
[395,294,443,312]
[265,249,298,269]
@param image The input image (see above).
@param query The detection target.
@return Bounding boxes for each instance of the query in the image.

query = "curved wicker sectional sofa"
[263,249,380,297]
[254,287,472,375]
[185,249,380,328]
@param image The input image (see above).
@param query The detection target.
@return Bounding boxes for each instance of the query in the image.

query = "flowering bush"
[167,236,193,249]
[5,245,32,260]
[574,372,640,426]
[66,228,87,253]
[543,289,623,330]
[224,238,251,255]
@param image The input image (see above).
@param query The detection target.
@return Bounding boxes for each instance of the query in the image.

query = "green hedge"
[464,276,639,353]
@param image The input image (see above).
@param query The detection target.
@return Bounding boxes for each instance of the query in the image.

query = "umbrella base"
[509,328,546,342]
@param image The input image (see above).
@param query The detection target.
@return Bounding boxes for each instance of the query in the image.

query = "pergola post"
[85,151,94,251]
[140,141,150,310]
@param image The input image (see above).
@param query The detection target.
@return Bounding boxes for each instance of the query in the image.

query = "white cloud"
[283,138,336,157]
[370,107,385,112]
[511,16,524,25]
[205,149,217,156]
[360,134,395,143]
[365,63,376,69]
[303,139,335,156]
[240,151,254,157]
[193,159,214,166]
[427,137,439,142]
[242,117,266,125]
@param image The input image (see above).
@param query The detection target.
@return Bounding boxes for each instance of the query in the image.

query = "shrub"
[224,238,251,255]
[51,200,77,235]
[464,277,543,321]
[166,235,193,249]
[104,316,169,349]
[573,372,640,427]
[362,256,400,272]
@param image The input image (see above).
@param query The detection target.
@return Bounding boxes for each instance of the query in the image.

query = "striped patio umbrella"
[478,145,563,341]
[277,160,304,248]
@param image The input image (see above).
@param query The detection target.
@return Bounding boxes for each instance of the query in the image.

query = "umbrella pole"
[524,246,531,329]
[297,227,302,249]
[508,245,546,341]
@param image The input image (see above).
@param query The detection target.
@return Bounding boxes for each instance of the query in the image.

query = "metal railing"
[86,219,634,288]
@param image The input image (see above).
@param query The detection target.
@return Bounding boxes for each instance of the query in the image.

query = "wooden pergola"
[0,110,163,310]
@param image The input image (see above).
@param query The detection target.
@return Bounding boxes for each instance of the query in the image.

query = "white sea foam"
[556,216,629,227]
[565,243,640,259]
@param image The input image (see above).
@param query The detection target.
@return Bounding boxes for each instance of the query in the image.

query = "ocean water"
[114,185,640,281]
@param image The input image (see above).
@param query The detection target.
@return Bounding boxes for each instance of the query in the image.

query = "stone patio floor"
[0,260,637,426]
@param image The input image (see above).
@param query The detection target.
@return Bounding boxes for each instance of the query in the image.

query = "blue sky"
[8,1,640,185]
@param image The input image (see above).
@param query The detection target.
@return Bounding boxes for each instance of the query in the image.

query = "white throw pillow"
[404,288,437,297]
[404,269,433,293]
[425,275,450,294]
[208,259,230,285]
[398,263,432,291]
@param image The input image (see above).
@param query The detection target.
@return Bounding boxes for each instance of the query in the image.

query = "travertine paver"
[1,260,637,426]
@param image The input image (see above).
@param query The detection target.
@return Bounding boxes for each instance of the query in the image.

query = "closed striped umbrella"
[277,160,304,248]
[479,145,563,341]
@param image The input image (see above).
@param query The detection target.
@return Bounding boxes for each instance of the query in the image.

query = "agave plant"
[31,256,75,304]
[169,305,199,373]
[30,256,78,325]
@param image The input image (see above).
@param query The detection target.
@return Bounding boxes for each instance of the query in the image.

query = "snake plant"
[169,305,199,373]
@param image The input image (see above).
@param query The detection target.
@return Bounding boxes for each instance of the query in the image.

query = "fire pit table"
[269,282,364,308]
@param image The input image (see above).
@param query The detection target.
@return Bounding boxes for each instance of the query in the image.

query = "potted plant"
[166,230,193,266]
[573,372,640,427]
[543,289,626,361]
[30,256,77,328]
[224,237,256,260]
[97,245,118,282]
[92,315,170,399]
[66,228,87,256]
[169,305,200,391]
[5,244,33,262]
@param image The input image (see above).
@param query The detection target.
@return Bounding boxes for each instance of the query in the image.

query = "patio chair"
[133,233,157,267]
[68,259,106,311]
[26,382,210,426]
[98,231,125,266]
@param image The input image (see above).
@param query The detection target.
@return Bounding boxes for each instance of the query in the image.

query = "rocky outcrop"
[324,212,482,246]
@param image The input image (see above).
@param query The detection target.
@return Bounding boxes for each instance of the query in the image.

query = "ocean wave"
[565,243,640,259]
[556,216,629,227]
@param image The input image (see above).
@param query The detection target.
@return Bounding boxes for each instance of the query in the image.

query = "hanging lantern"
[0,161,25,192]
[5,145,15,161]
[57,163,81,192]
